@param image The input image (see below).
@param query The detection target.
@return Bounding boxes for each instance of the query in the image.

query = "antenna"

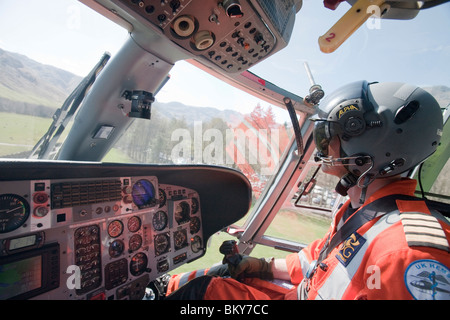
[303,62,324,106]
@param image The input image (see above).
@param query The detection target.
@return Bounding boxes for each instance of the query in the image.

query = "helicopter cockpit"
[0,0,449,301]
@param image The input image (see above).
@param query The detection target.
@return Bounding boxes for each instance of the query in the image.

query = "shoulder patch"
[400,211,449,252]
[335,232,366,266]
[404,259,450,300]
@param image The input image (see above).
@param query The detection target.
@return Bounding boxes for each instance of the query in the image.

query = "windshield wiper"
[283,62,324,156]
[29,52,111,159]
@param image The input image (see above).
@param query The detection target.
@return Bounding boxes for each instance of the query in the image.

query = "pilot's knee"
[206,263,230,277]
[166,275,214,300]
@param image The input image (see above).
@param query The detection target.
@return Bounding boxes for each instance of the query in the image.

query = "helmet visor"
[313,120,332,156]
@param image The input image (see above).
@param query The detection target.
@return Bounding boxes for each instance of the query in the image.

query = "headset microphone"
[314,152,371,167]
[314,152,373,196]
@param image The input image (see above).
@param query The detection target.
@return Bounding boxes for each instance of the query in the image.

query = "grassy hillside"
[0,48,81,110]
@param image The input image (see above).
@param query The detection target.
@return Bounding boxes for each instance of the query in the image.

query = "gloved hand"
[227,255,274,280]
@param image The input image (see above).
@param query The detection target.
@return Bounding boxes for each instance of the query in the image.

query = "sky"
[0,0,449,116]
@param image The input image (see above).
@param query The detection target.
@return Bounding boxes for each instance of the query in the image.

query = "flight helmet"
[311,80,443,195]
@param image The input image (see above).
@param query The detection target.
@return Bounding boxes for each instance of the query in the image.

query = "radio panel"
[0,176,204,300]
[115,0,290,73]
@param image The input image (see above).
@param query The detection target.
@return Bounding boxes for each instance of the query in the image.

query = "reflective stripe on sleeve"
[298,250,312,277]
[315,211,402,300]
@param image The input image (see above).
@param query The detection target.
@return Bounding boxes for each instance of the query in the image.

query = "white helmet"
[311,81,443,195]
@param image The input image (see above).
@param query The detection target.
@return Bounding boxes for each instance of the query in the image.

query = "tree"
[227,104,291,199]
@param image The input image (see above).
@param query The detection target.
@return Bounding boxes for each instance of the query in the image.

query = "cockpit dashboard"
[0,160,251,300]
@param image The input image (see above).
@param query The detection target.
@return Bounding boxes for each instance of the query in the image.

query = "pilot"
[155,81,450,300]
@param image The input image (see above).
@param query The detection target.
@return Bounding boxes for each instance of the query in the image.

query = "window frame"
[236,119,317,254]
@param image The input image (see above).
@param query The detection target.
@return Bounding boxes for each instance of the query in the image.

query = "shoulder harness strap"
[317,194,450,265]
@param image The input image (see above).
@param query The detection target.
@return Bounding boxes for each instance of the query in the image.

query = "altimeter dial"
[0,194,30,234]
[152,211,168,231]
[154,233,170,256]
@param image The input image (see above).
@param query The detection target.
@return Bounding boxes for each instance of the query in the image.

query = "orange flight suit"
[167,178,450,300]
[286,178,450,300]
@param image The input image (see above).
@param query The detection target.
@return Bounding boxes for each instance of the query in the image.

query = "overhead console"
[86,0,302,73]
[0,160,251,300]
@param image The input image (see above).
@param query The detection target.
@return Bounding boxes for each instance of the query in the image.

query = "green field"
[0,112,52,156]
[0,84,61,108]
[0,112,139,161]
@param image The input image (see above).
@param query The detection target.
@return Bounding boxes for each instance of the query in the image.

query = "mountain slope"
[423,85,450,108]
[0,47,448,122]
[153,101,241,125]
[0,48,82,112]
[0,48,241,122]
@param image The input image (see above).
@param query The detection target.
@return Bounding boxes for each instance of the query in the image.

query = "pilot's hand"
[227,255,274,280]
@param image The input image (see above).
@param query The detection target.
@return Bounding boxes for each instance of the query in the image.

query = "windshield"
[1,0,299,204]
[1,0,449,237]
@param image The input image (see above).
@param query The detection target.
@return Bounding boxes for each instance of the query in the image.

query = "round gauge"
[189,216,201,234]
[191,235,203,253]
[152,211,168,231]
[107,220,124,238]
[33,206,49,218]
[191,197,199,214]
[158,188,167,208]
[130,252,148,276]
[174,201,190,224]
[0,194,30,234]
[132,179,156,209]
[154,233,170,256]
[174,229,187,250]
[129,234,143,252]
[127,216,141,233]
[109,239,124,258]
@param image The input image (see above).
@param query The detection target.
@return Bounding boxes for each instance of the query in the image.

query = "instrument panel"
[0,175,204,300]
[111,0,301,73]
